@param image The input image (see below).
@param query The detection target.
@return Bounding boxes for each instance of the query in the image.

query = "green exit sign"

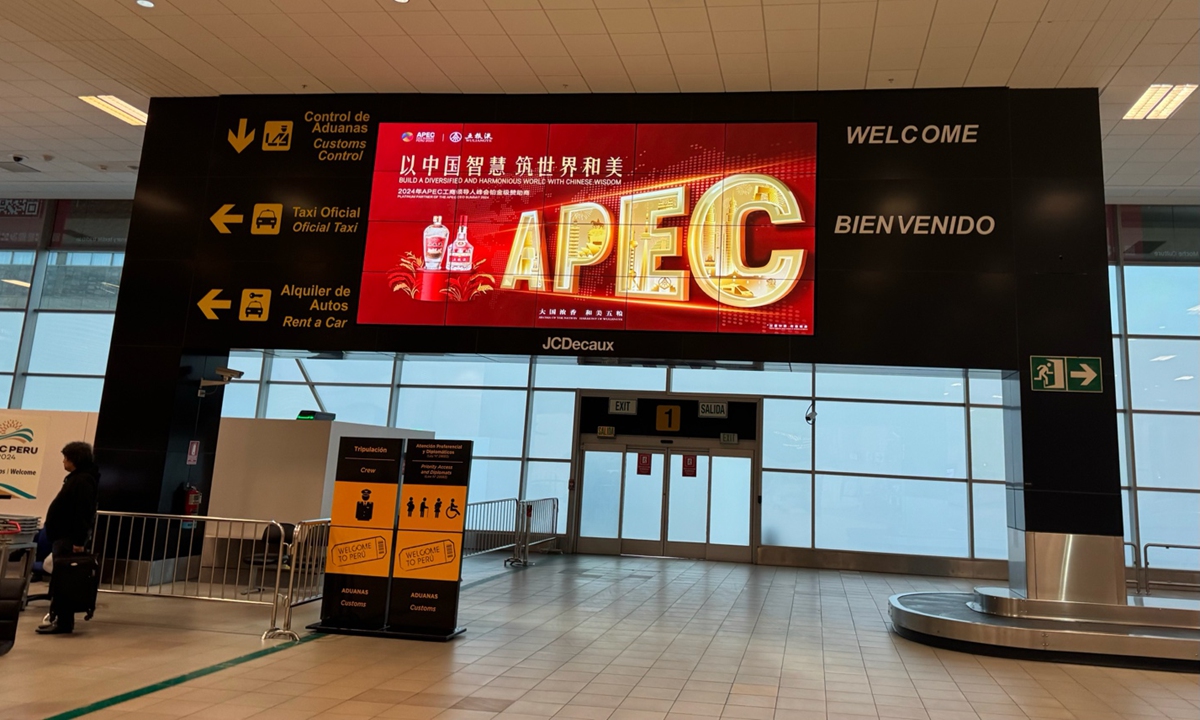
[1031,356,1102,393]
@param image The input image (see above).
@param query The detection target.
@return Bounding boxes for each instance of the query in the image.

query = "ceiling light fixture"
[395,0,409,3]
[1123,84,1197,120]
[78,95,147,125]
[136,0,155,7]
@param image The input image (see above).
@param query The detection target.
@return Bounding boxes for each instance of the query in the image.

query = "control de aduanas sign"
[0,412,47,499]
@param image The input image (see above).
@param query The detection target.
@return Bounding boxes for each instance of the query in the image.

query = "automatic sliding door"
[666,453,708,559]
[708,454,752,562]
[577,449,622,554]
[621,450,665,556]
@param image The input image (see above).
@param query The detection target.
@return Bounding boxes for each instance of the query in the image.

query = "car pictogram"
[255,209,277,230]
[245,292,265,317]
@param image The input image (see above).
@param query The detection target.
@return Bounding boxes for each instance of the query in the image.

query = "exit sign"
[1031,356,1102,393]
[608,398,637,415]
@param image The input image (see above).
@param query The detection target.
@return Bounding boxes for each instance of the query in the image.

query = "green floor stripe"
[44,633,324,720]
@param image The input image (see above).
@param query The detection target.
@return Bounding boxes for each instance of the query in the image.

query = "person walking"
[37,442,99,635]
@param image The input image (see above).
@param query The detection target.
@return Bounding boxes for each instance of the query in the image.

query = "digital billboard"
[358,123,816,335]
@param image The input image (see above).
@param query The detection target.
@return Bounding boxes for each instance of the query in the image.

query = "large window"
[1113,204,1200,571]
[0,199,128,412]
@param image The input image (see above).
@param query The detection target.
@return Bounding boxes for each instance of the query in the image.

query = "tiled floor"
[11,555,1200,720]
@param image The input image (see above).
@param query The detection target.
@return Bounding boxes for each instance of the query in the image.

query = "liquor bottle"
[423,215,449,270]
[447,215,474,272]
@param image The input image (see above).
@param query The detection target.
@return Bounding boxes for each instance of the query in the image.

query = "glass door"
[576,444,754,562]
[576,449,622,555]
[707,454,752,562]
[621,449,665,556]
[665,452,709,558]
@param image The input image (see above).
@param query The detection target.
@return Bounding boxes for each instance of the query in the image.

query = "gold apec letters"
[501,210,548,291]
[554,203,613,294]
[616,187,689,302]
[687,173,805,308]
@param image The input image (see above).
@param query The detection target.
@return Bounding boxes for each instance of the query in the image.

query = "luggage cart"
[0,517,37,655]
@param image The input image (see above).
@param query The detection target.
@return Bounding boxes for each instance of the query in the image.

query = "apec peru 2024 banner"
[358,123,816,335]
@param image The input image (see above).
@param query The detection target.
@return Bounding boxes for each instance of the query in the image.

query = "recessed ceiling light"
[136,0,154,7]
[395,0,409,3]
[1123,84,1197,120]
[79,95,147,126]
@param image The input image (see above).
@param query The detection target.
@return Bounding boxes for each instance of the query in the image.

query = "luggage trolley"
[0,517,37,655]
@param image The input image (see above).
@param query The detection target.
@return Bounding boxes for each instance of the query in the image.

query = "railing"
[85,499,557,638]
[1124,542,1142,593]
[462,498,518,558]
[1141,543,1200,595]
[506,498,559,567]
[91,511,293,639]
[276,518,329,641]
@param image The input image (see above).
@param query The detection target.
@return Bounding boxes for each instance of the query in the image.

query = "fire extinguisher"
[182,484,202,529]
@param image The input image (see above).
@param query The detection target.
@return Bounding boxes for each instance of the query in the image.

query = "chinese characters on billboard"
[358,123,816,335]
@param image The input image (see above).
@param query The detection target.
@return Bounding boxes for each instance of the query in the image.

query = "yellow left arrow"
[210,204,243,234]
[198,289,232,320]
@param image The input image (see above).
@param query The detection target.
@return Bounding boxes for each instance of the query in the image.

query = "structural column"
[1003,90,1125,604]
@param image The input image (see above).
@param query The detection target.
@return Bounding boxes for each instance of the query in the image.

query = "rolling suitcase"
[49,552,99,620]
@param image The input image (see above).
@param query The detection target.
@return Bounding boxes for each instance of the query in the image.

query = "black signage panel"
[579,397,758,440]
[317,437,404,632]
[102,87,1121,548]
[335,437,403,482]
[319,574,390,631]
[387,579,460,632]
[401,441,473,487]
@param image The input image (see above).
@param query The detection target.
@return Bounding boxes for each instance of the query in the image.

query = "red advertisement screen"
[359,123,816,335]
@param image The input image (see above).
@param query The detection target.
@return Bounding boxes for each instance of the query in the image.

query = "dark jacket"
[45,464,99,547]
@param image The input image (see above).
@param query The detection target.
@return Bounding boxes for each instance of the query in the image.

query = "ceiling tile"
[599,9,659,34]
[546,9,606,35]
[611,33,668,55]
[714,31,766,54]
[436,12,504,35]
[762,4,818,31]
[707,7,765,32]
[493,10,558,35]
[653,8,711,33]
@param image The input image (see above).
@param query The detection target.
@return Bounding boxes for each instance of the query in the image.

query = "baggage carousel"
[889,587,1200,670]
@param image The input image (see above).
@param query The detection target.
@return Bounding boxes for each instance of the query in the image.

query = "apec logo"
[400,131,414,142]
[542,336,614,352]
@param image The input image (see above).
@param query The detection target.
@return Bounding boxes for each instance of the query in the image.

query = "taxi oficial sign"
[1031,356,1102,393]
[0,413,47,499]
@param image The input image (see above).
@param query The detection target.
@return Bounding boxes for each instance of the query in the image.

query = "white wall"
[209,418,331,524]
[2,410,97,520]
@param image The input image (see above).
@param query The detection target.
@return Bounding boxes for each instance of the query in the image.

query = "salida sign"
[358,123,816,335]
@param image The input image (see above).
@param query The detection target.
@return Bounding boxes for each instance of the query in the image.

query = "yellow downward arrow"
[198,289,232,320]
[228,118,255,153]
[210,204,243,234]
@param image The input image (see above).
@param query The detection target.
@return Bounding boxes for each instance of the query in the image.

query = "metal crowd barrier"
[85,499,557,639]
[276,518,329,641]
[91,511,294,639]
[506,498,559,567]
[462,498,518,557]
[1141,543,1200,595]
